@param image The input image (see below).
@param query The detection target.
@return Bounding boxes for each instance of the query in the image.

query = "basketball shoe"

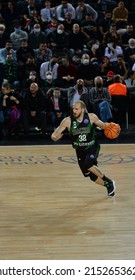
[107,180,116,197]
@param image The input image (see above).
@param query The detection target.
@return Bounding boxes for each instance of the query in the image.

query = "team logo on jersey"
[90,154,94,159]
[84,118,89,124]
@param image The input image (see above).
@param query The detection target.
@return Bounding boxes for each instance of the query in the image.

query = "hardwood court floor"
[0,144,135,260]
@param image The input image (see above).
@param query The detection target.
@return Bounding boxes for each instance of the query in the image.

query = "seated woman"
[1,81,22,136]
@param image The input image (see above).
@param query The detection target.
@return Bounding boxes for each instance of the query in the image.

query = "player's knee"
[89,172,98,182]
[84,155,95,170]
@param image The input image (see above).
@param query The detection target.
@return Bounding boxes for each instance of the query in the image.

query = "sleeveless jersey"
[69,112,98,150]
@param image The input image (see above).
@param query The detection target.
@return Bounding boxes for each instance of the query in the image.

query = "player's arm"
[51,117,70,142]
[89,113,109,129]
[89,113,120,130]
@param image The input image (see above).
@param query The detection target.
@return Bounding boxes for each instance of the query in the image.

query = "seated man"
[22,83,47,136]
[57,56,76,88]
[88,76,112,123]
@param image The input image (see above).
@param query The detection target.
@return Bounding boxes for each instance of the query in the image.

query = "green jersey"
[69,112,98,150]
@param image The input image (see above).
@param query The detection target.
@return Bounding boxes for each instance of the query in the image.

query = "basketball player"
[51,100,118,197]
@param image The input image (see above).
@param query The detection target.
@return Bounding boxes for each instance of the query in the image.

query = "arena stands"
[0,0,135,142]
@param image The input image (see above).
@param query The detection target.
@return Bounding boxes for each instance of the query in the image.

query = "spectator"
[75,0,98,22]
[46,23,69,55]
[0,40,17,64]
[68,78,89,108]
[40,70,59,93]
[113,54,129,78]
[62,12,76,34]
[16,39,35,66]
[0,24,10,49]
[2,52,20,89]
[87,39,104,64]
[47,87,69,129]
[22,82,47,136]
[10,20,28,50]
[22,70,39,89]
[34,42,52,71]
[124,38,135,68]
[2,1,20,33]
[28,23,46,50]
[15,0,28,16]
[111,1,128,31]
[21,14,31,33]
[98,0,117,12]
[44,16,58,34]
[100,56,114,76]
[124,69,135,88]
[27,9,41,31]
[103,70,115,87]
[25,0,39,17]
[68,23,88,58]
[103,23,122,46]
[40,0,55,24]
[57,56,76,88]
[1,81,22,136]
[88,76,112,122]
[80,13,99,40]
[99,10,113,41]
[76,53,98,87]
[55,1,75,22]
[40,55,59,81]
[16,39,35,82]
[121,24,135,48]
[104,38,123,64]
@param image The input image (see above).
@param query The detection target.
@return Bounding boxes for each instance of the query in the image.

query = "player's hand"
[105,122,121,131]
[51,133,63,141]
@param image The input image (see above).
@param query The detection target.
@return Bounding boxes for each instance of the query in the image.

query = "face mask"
[14,28,20,33]
[93,44,99,49]
[29,75,36,81]
[129,45,135,49]
[96,82,102,88]
[46,75,53,80]
[107,43,113,48]
[83,59,89,65]
[57,29,63,34]
[34,28,40,33]
[77,84,83,90]
[53,93,60,98]
[6,47,11,51]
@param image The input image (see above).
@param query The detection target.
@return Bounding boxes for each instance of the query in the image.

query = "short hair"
[74,100,86,109]
[2,81,11,89]
[0,24,5,30]
[94,76,103,84]
[113,74,122,83]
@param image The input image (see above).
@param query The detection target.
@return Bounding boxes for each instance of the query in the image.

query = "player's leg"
[76,149,116,197]
[84,148,116,197]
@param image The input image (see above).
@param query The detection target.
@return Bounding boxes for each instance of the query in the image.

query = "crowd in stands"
[0,0,135,139]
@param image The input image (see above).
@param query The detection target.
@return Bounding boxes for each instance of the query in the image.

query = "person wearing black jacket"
[1,81,22,136]
[22,82,47,136]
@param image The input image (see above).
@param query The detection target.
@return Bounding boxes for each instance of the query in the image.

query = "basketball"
[104,123,121,139]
